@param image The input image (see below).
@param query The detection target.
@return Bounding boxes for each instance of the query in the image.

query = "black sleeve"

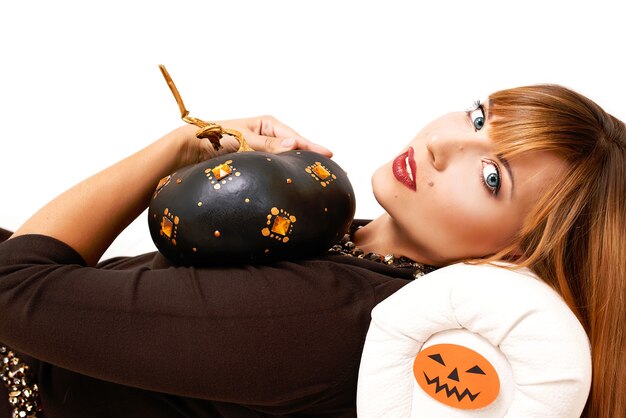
[0,234,403,406]
[0,228,12,243]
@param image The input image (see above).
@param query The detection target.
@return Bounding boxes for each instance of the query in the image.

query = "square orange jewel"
[271,215,291,236]
[312,164,330,180]
[212,163,232,180]
[161,216,174,238]
[156,176,170,190]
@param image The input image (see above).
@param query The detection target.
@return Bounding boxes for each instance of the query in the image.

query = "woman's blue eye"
[468,101,486,131]
[481,159,501,195]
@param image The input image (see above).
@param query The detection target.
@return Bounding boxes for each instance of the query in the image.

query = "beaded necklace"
[327,224,437,279]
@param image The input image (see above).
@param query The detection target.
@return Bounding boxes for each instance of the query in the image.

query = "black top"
[0,228,412,417]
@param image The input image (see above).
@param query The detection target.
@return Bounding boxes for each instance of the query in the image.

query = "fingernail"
[280,138,296,148]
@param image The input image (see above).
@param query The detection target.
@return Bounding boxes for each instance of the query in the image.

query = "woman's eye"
[468,101,485,131]
[481,159,501,195]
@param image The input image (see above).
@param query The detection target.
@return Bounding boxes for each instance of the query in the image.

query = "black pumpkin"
[148,150,355,265]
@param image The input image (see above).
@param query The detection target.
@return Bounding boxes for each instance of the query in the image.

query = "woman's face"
[372,102,567,266]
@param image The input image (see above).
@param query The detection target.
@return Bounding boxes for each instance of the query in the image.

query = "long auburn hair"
[485,85,625,417]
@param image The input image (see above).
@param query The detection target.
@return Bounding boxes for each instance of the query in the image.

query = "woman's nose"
[426,131,479,170]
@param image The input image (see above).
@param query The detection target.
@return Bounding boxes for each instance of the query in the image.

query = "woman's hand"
[218,115,333,156]
[175,116,332,168]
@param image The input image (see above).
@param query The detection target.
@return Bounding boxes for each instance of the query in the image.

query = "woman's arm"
[11,125,195,265]
[10,118,330,266]
[0,233,391,406]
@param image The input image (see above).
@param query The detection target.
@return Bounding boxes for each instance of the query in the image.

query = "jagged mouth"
[423,373,481,402]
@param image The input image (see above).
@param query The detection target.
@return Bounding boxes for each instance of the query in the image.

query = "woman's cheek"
[428,186,506,255]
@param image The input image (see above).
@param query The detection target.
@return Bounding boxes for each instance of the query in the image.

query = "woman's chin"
[370,163,393,208]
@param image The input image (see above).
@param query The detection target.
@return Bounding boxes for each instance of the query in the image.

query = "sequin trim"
[1,346,42,418]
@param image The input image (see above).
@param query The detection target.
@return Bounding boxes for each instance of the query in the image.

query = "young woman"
[0,84,623,417]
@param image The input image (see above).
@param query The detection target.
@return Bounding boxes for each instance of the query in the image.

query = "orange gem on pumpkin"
[161,216,173,238]
[312,163,330,180]
[270,216,291,236]
[156,176,170,191]
[211,163,232,180]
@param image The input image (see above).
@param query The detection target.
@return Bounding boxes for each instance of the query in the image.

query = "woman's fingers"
[294,138,333,157]
[253,115,302,140]
[244,134,333,157]
[218,116,333,157]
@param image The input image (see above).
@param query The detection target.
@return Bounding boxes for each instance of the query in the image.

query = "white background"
[1,0,625,260]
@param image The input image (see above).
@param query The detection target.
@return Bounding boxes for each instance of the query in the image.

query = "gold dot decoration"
[205,159,239,191]
[245,198,250,203]
[153,175,171,199]
[305,162,337,187]
[214,230,221,238]
[159,207,180,245]
[176,178,182,184]
[286,178,292,184]
[262,207,296,243]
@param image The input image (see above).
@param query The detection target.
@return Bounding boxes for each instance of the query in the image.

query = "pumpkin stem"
[158,65,253,152]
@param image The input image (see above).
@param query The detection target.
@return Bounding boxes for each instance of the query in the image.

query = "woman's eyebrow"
[499,155,514,197]
[483,101,514,197]
[485,100,493,121]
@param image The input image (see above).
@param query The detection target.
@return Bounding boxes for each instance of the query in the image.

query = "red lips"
[393,147,417,191]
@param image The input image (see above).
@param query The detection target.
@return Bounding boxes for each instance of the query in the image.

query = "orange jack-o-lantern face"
[413,343,500,409]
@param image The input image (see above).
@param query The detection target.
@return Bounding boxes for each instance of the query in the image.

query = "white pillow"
[357,263,591,417]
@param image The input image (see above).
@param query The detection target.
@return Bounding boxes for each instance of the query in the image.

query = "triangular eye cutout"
[428,353,446,366]
[466,365,486,375]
